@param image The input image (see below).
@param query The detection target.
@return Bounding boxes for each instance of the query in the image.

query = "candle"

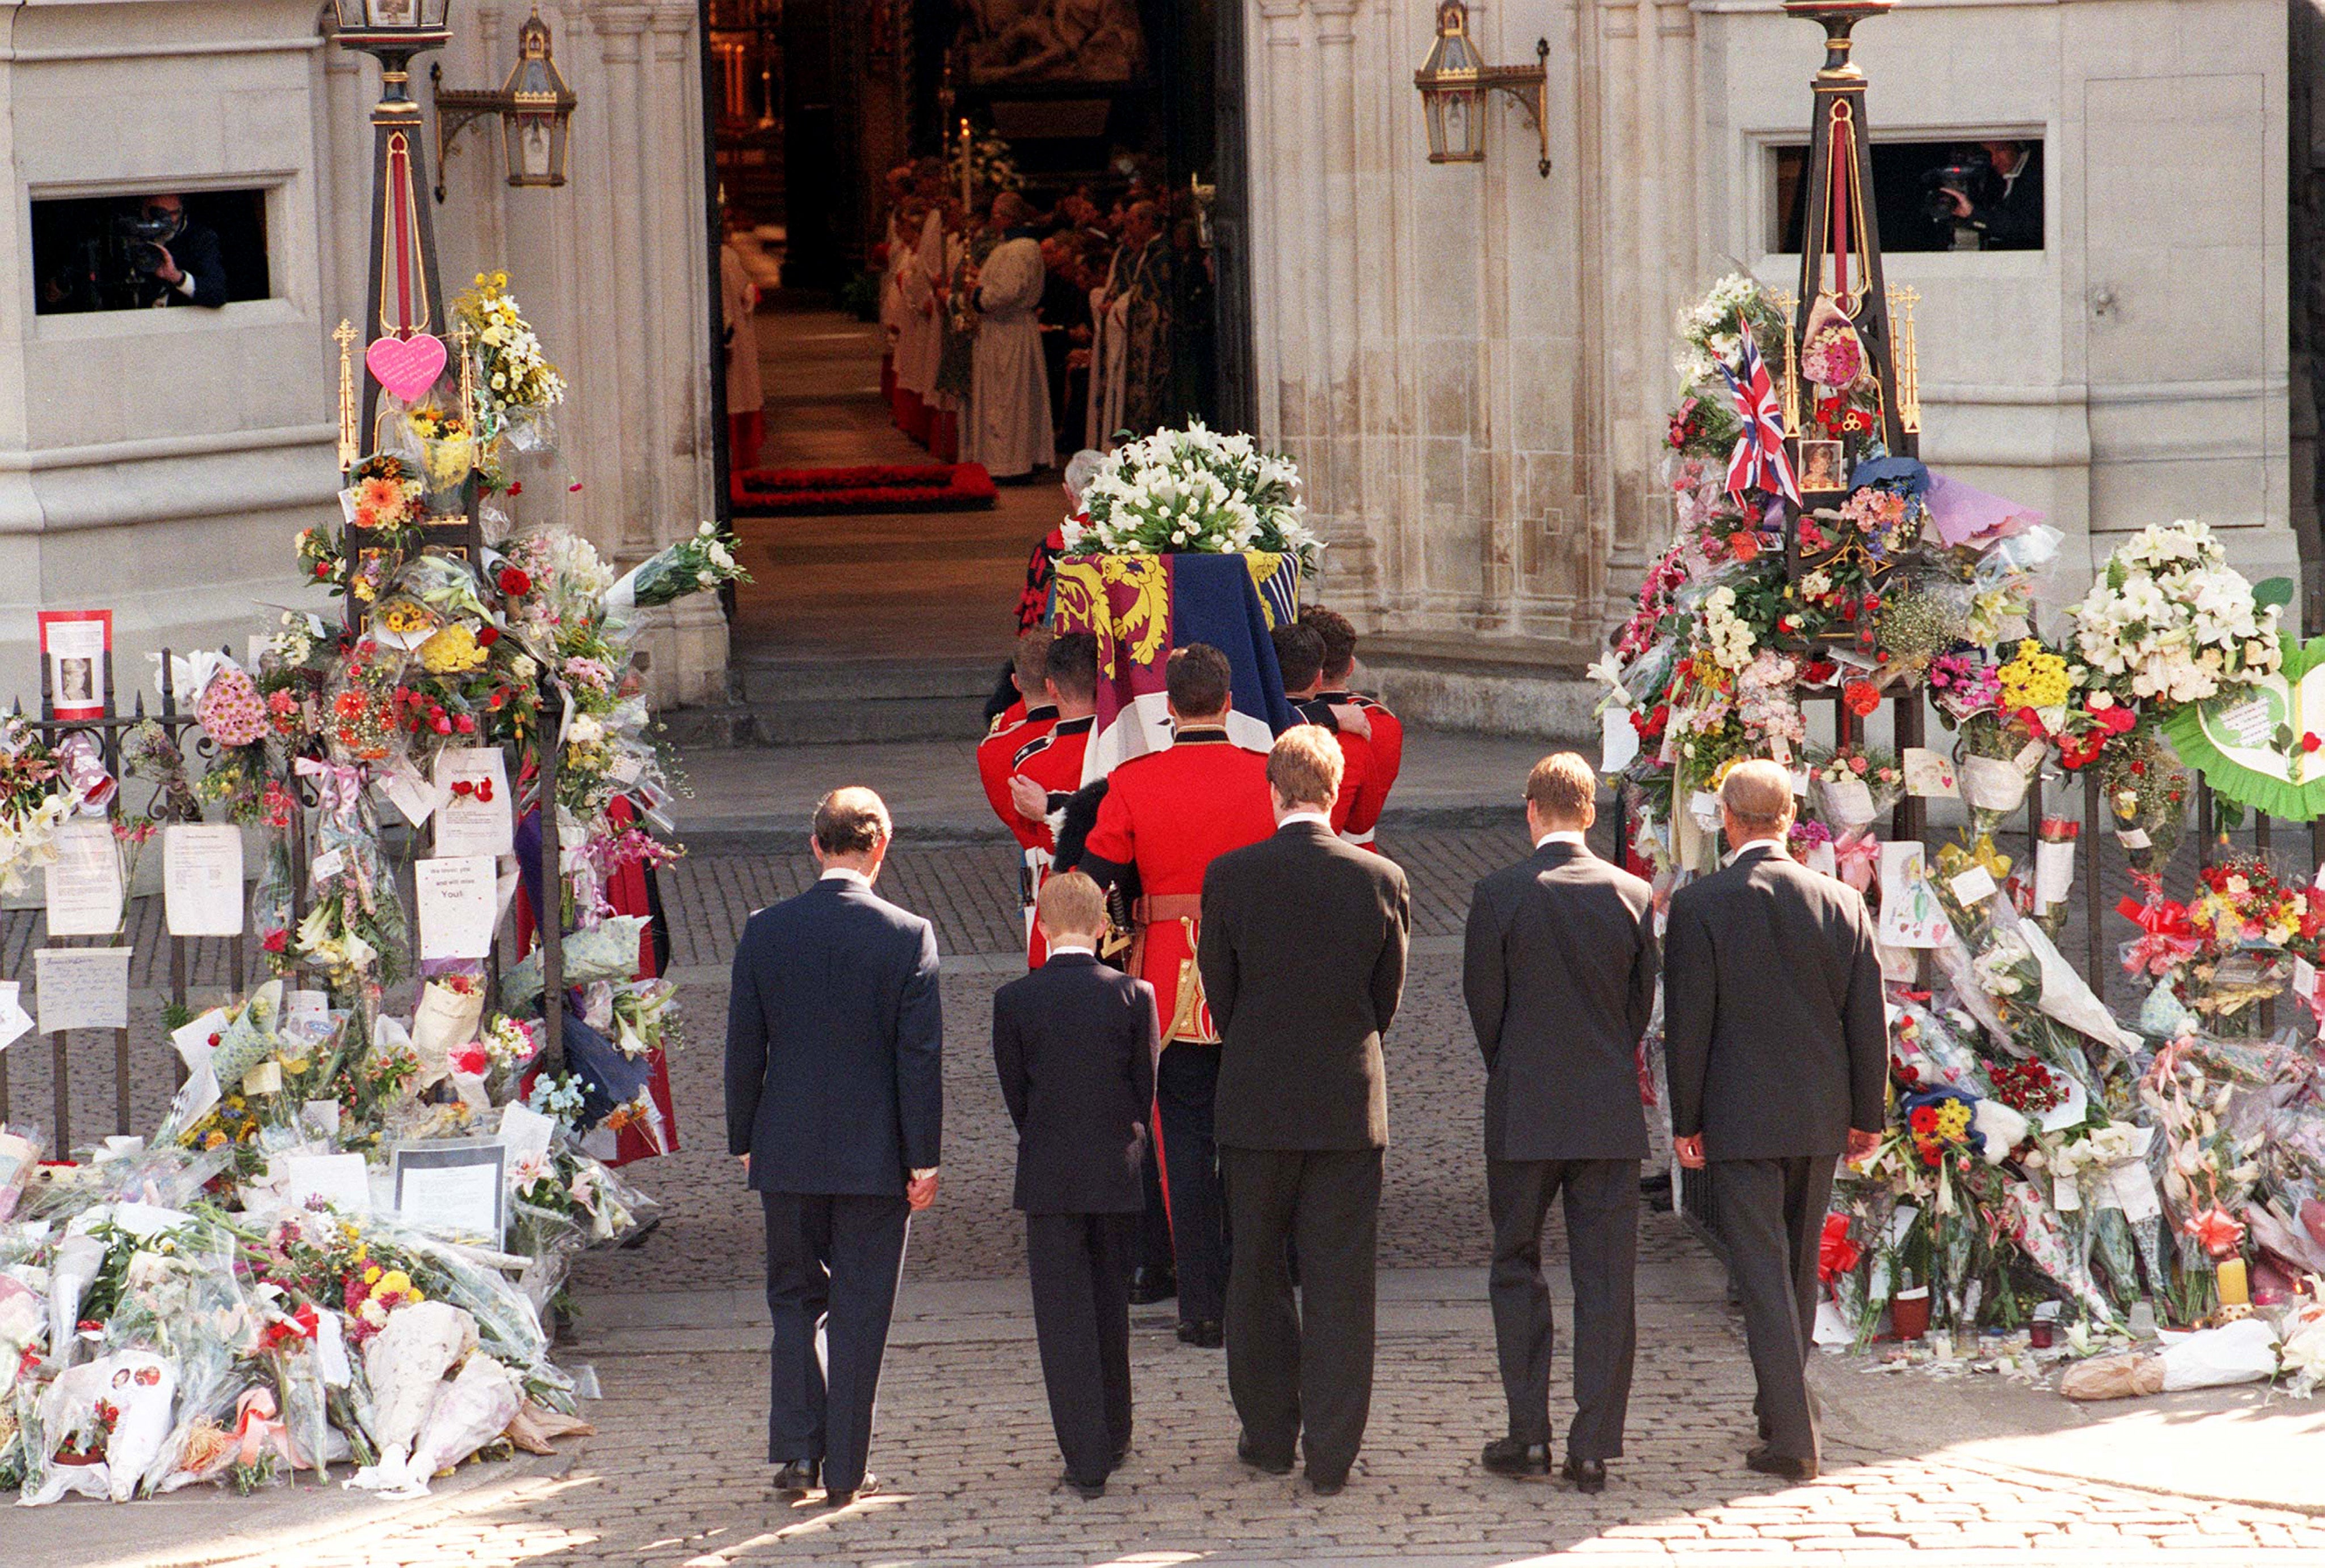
[2217,1256,2250,1308]
[959,118,972,208]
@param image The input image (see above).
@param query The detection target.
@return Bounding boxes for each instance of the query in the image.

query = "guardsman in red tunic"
[1078,643,1275,1346]
[1004,633,1098,968]
[1303,606,1404,852]
[1276,621,1381,843]
[980,631,1056,945]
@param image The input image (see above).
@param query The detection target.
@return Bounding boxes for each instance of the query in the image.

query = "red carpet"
[731,462,998,515]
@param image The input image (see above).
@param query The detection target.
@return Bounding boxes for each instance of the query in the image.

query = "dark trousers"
[1708,1156,1836,1464]
[1219,1144,1383,1485]
[761,1190,911,1495]
[1025,1211,1136,1485]
[1487,1157,1638,1459]
[1138,1129,1174,1275]
[1156,1041,1228,1325]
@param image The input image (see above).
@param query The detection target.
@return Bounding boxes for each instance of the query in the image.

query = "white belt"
[1341,829,1375,848]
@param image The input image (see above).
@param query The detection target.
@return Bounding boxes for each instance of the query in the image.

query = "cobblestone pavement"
[31,831,2325,1564]
[183,1271,2325,1568]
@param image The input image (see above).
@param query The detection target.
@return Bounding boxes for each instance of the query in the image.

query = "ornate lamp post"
[431,6,580,201]
[1412,1,1551,178]
[329,0,459,463]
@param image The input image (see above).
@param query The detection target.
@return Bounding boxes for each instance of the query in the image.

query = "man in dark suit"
[1463,753,1657,1493]
[1199,725,1411,1496]
[726,787,943,1510]
[1664,760,1885,1481]
[992,869,1158,1499]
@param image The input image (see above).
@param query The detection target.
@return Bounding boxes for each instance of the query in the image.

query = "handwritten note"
[35,946,132,1032]
[393,1140,507,1240]
[415,855,498,960]
[44,819,121,936]
[1902,747,1958,798]
[163,824,245,936]
[433,748,512,859]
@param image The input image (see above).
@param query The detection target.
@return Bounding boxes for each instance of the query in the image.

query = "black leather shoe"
[1129,1266,1177,1305]
[1745,1446,1816,1481]
[1562,1457,1607,1493]
[771,1460,818,1495]
[1237,1435,1293,1476]
[1177,1319,1223,1348]
[1308,1472,1346,1496]
[1480,1437,1552,1477]
[1065,1474,1106,1499]
[821,1472,879,1508]
[1112,1438,1132,1469]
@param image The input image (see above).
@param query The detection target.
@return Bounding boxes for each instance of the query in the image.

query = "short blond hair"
[1037,869,1106,937]
[1719,759,1795,830]
[1525,753,1597,824]
[1268,724,1344,810]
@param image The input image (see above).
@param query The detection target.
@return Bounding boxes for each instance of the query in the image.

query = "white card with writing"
[163,824,245,937]
[378,766,442,829]
[44,819,121,936]
[415,855,498,960]
[392,1139,507,1240]
[171,1006,229,1073]
[1875,843,1950,949]
[34,946,132,1032]
[1949,865,1999,905]
[432,748,513,859]
[1600,709,1640,774]
[280,1152,372,1215]
[2035,839,2076,910]
[1902,747,1959,798]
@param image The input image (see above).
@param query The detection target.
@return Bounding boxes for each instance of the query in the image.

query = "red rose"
[508,481,523,496]
[2303,734,2321,755]
[477,625,501,646]
[497,566,532,596]
[1843,680,1881,717]
[313,561,333,579]
[261,928,287,953]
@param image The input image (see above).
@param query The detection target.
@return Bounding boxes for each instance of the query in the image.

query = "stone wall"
[1244,0,2302,714]
[0,0,725,711]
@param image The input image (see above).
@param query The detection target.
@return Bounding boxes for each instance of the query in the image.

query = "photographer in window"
[41,192,227,313]
[1925,141,2041,251]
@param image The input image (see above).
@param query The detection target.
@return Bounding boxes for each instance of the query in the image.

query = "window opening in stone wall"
[31,188,272,315]
[1769,138,2043,255]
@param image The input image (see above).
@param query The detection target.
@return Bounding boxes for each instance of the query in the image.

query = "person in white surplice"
[964,192,1054,480]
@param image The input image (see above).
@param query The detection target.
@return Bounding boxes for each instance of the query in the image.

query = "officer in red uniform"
[1004,633,1098,968]
[1079,643,1275,1346]
[1274,621,1379,841]
[980,630,1056,834]
[1303,607,1404,851]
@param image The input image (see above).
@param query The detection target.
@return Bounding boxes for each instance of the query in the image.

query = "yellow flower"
[362,1264,382,1285]
[203,1131,226,1151]
[379,599,435,636]
[418,623,488,674]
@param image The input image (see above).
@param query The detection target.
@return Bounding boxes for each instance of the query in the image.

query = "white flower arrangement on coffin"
[2071,519,2284,709]
[1063,421,1322,570]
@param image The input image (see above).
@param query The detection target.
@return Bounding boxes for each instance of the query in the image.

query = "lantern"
[330,0,452,54]
[1413,1,1551,177]
[500,7,577,188]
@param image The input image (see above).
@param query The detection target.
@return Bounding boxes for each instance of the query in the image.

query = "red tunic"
[1082,729,1275,1042]
[1009,714,1092,966]
[1321,690,1403,845]
[976,704,1056,851]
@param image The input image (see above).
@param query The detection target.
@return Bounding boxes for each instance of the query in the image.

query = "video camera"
[45,199,183,312]
[1921,149,1992,225]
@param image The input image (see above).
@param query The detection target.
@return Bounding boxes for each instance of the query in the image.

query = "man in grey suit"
[726,787,943,1509]
[1463,753,1657,1493]
[1199,725,1411,1496]
[1664,760,1886,1481]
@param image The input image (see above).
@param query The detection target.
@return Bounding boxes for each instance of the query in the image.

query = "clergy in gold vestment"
[966,192,1054,480]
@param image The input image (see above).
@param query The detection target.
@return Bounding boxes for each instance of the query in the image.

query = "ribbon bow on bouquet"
[294,755,366,830]
[1817,1212,1862,1288]
[1832,831,1879,893]
[2117,876,2200,978]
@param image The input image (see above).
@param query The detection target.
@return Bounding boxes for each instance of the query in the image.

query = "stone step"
[663,655,1003,748]
[731,654,1000,707]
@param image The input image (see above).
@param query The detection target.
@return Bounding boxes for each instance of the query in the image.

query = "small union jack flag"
[1718,335,1800,507]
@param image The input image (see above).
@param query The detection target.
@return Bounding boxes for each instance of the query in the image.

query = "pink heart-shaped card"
[366,332,449,404]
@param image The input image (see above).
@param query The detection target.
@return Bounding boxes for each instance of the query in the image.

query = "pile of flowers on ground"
[1602,271,2325,1394]
[0,270,743,1502]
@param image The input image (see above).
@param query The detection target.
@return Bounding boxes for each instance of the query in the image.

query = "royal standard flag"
[1051,551,1301,783]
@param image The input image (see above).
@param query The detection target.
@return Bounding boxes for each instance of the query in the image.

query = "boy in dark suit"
[992,869,1159,1499]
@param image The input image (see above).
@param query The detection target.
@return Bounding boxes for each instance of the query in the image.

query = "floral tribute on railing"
[1600,272,2325,1401]
[0,274,746,1502]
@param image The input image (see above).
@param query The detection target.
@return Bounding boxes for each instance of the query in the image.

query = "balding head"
[990,191,1036,230]
[812,786,892,876]
[1718,759,1795,846]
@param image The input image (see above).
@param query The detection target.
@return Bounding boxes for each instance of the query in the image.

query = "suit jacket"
[1464,839,1659,1162]
[1198,819,1411,1150]
[725,874,943,1195]
[991,952,1157,1213]
[1662,843,1886,1161]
